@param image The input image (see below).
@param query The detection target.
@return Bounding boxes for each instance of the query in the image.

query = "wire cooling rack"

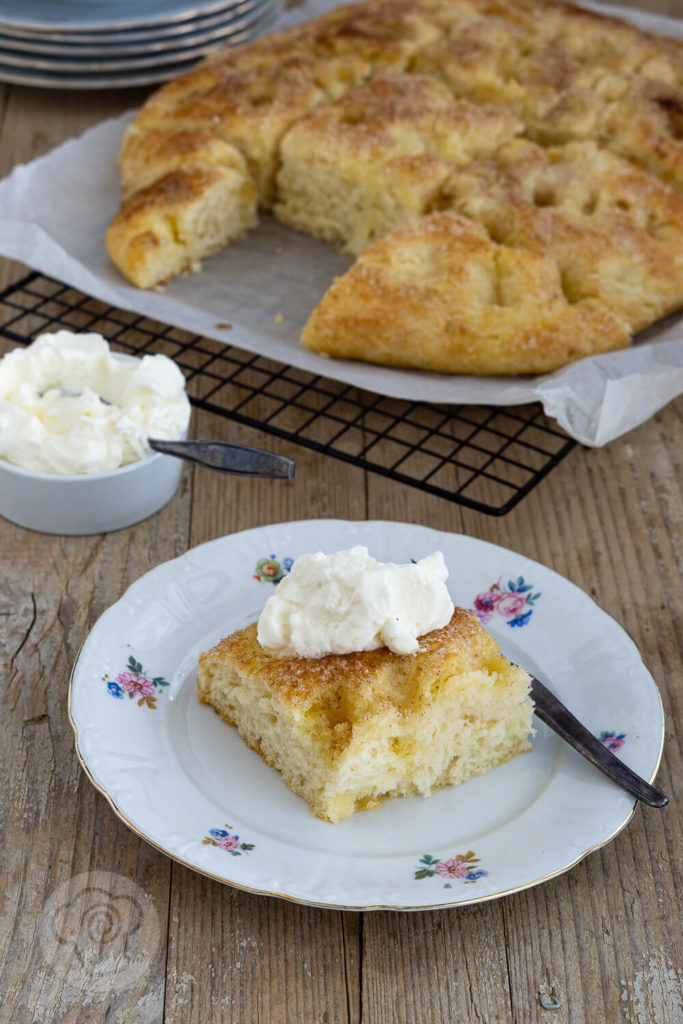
[0,272,576,515]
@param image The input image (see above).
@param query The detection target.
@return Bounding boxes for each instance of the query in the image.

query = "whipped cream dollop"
[0,330,191,474]
[257,545,454,659]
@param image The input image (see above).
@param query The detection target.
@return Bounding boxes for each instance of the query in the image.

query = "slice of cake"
[274,71,521,256]
[197,607,533,823]
[106,131,258,289]
[301,211,629,375]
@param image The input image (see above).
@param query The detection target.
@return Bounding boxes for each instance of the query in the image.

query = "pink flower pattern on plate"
[415,850,487,888]
[203,826,255,857]
[600,731,626,752]
[117,671,155,698]
[474,575,540,628]
[216,835,240,852]
[435,858,469,880]
[495,592,528,618]
[104,654,170,710]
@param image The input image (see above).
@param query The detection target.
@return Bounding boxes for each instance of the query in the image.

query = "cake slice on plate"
[197,606,533,823]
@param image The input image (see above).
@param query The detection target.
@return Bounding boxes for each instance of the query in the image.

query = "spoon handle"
[531,676,667,807]
[148,439,295,479]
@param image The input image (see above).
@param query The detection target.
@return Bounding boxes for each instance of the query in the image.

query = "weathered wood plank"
[0,486,193,1022]
[165,867,355,1024]
[362,905,514,1023]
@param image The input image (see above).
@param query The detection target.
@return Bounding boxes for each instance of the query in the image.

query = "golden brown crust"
[118,126,250,197]
[125,1,439,205]
[602,79,683,193]
[106,161,257,289]
[199,606,489,713]
[274,71,522,253]
[301,210,630,374]
[412,3,683,184]
[442,139,683,331]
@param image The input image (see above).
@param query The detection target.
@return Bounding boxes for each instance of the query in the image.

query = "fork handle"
[531,676,667,808]
[148,439,295,479]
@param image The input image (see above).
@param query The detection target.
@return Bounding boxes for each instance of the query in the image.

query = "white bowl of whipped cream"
[0,330,191,534]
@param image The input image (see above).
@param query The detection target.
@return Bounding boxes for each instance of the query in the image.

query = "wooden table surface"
[0,2,681,1021]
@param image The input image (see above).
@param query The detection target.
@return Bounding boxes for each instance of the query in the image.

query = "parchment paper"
[0,0,681,446]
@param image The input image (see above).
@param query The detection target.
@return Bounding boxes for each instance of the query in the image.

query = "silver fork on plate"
[530,676,667,807]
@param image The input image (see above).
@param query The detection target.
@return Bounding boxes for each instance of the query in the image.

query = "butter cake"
[197,608,533,823]
[301,211,629,374]
[275,72,522,256]
[107,130,257,289]
[441,139,683,332]
[106,0,683,374]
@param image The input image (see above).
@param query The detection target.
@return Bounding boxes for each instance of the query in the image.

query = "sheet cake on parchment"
[106,0,683,375]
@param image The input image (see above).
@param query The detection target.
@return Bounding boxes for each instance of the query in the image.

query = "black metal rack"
[0,272,576,514]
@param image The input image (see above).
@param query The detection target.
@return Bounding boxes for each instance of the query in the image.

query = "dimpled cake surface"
[107,0,683,375]
[197,607,533,823]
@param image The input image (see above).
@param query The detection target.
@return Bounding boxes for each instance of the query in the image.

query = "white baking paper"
[0,0,681,446]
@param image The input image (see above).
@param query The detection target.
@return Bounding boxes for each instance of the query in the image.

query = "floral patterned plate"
[69,520,665,910]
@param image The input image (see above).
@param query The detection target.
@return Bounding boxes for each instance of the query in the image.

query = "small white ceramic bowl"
[0,448,184,535]
[0,340,190,535]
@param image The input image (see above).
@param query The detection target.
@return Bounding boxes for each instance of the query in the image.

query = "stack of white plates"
[0,0,283,89]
